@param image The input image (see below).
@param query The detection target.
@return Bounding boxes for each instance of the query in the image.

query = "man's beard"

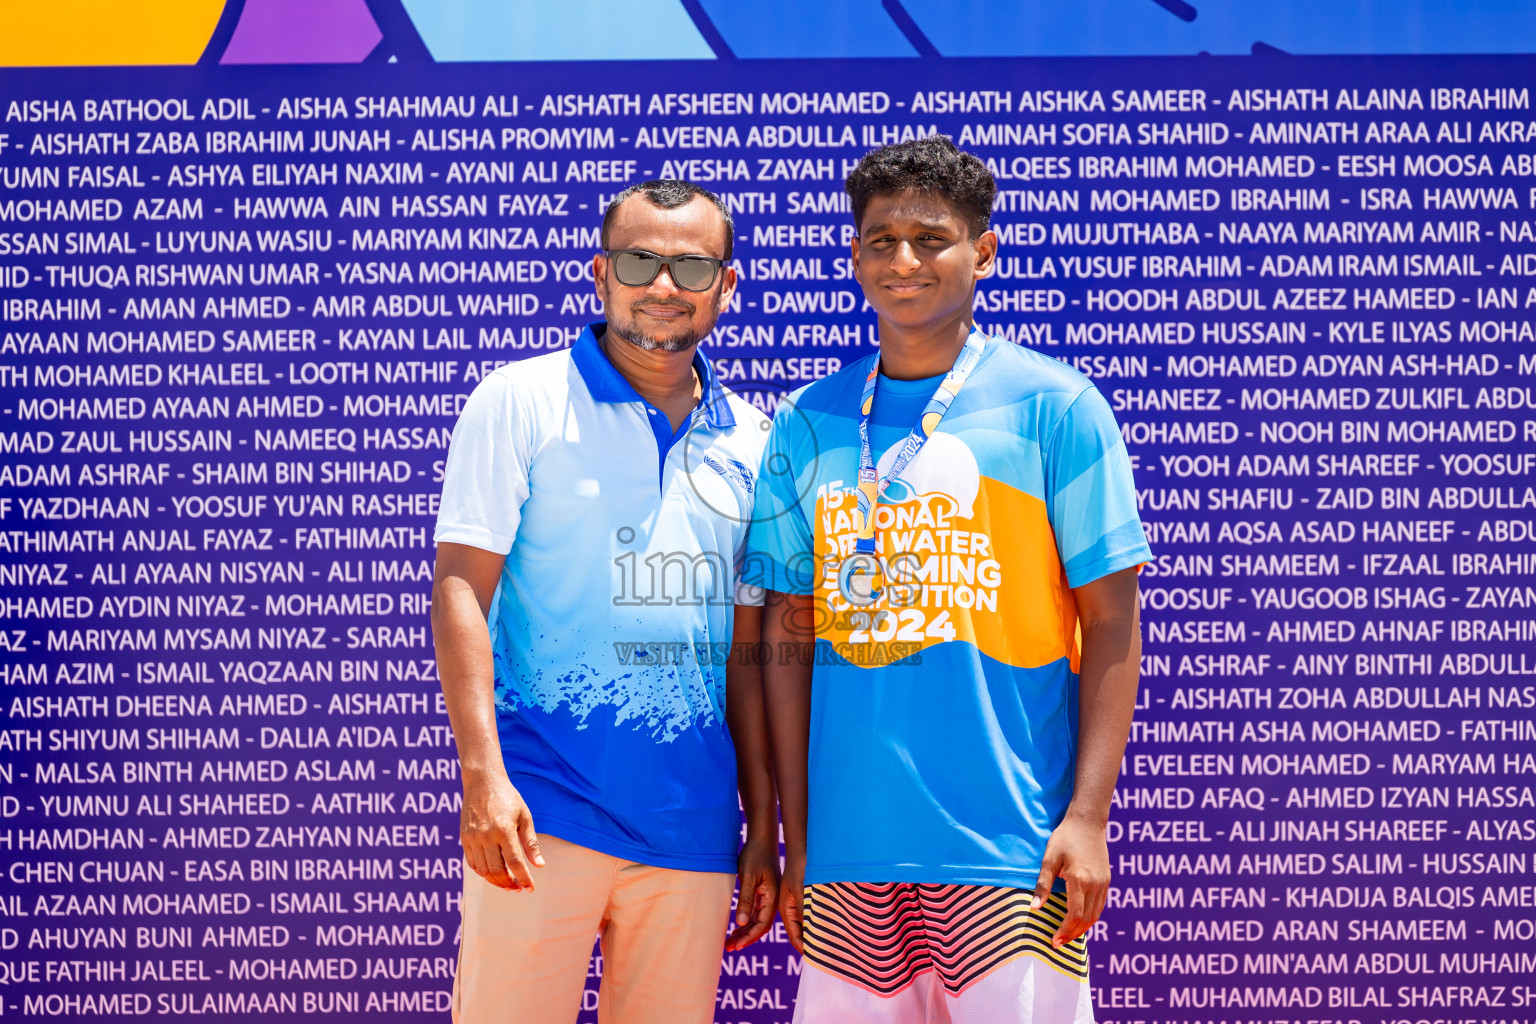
[609,300,707,352]
[616,324,701,352]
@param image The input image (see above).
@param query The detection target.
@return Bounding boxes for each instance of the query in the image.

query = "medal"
[836,551,883,607]
[835,328,987,606]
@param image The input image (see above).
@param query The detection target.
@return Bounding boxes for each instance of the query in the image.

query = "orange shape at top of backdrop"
[0,0,226,66]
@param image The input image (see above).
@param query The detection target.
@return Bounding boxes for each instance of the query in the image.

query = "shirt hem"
[805,864,1064,891]
[1065,546,1152,590]
[743,573,815,597]
[433,525,512,556]
[536,815,738,874]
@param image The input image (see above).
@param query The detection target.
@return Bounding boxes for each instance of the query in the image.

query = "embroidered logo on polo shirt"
[702,454,755,496]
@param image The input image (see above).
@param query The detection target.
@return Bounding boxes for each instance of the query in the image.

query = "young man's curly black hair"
[844,135,997,240]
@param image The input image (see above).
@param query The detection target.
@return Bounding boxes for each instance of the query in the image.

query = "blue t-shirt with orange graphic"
[744,330,1151,888]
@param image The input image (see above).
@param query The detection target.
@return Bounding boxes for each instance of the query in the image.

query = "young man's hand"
[727,837,780,950]
[460,772,546,891]
[761,590,814,955]
[1036,565,1142,948]
[1030,814,1109,947]
[778,853,806,953]
[724,603,780,950]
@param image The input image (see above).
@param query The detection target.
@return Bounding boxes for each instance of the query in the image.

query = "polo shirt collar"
[572,322,735,429]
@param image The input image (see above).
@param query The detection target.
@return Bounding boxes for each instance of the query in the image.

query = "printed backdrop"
[3,5,1536,1023]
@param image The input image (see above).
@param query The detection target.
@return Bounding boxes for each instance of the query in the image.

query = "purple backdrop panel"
[0,54,1534,1024]
[220,0,382,64]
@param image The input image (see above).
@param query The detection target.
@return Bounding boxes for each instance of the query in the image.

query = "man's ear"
[716,265,739,313]
[973,228,998,281]
[591,252,608,301]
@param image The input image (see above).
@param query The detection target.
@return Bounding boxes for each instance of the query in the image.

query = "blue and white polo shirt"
[434,322,770,872]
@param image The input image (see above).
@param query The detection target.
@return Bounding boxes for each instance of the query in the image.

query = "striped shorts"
[796,882,1095,1024]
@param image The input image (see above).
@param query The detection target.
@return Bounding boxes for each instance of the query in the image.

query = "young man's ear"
[973,228,998,281]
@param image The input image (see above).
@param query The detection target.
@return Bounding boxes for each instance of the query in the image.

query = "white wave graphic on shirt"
[492,646,723,742]
[875,432,981,519]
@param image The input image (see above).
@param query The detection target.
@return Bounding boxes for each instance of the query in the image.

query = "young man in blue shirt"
[433,180,778,1024]
[748,137,1149,1023]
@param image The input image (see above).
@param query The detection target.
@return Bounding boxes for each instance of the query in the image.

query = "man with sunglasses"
[432,179,778,1024]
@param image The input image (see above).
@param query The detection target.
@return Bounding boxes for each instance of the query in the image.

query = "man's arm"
[725,604,779,950]
[1031,565,1141,945]
[761,589,814,953]
[431,541,546,891]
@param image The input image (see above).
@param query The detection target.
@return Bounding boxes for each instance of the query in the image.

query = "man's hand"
[1030,816,1109,947]
[726,838,779,950]
[460,772,546,891]
[779,853,806,953]
[435,543,544,891]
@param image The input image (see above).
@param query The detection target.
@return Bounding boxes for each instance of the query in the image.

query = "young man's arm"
[761,589,815,953]
[1031,565,1141,946]
[432,541,546,891]
[725,603,780,950]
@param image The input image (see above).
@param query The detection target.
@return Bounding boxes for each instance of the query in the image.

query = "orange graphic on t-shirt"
[814,474,1078,671]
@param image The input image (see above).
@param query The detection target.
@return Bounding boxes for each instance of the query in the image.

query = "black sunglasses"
[604,249,725,292]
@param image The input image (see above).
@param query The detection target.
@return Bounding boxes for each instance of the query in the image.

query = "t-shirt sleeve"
[433,371,533,555]
[734,579,767,606]
[1046,385,1152,589]
[742,396,817,596]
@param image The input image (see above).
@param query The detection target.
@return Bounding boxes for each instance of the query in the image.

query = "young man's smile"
[851,189,997,379]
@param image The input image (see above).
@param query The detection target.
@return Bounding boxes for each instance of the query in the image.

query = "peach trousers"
[453,833,735,1024]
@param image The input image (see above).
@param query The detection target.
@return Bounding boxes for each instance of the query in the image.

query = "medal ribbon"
[853,327,987,556]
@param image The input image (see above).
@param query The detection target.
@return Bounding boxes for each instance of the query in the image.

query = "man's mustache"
[631,299,696,316]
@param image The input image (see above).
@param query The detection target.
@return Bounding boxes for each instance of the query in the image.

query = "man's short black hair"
[601,179,734,260]
[844,135,997,239]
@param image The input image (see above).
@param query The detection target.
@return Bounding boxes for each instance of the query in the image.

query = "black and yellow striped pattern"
[803,882,1090,997]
